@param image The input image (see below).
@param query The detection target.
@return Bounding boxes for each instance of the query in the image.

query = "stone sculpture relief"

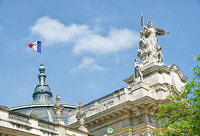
[166,84,174,95]
[76,102,88,132]
[53,95,64,124]
[138,15,168,64]
[134,57,143,82]
[133,15,169,82]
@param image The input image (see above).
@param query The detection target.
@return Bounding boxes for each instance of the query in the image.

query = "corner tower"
[32,63,53,104]
[67,16,187,136]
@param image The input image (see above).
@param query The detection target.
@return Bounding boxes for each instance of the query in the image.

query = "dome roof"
[33,84,52,95]
[32,64,53,104]
[10,63,76,125]
[10,104,76,124]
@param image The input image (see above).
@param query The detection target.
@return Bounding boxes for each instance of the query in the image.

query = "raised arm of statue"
[143,25,148,30]
[155,28,169,36]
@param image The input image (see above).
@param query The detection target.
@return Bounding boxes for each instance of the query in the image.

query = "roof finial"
[32,63,53,104]
[38,63,46,85]
[53,95,64,125]
[76,102,88,132]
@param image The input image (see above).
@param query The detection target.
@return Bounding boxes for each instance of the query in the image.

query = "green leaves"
[155,54,200,136]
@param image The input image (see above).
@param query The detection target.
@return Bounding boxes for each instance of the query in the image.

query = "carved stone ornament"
[76,102,88,132]
[134,57,143,82]
[138,15,168,65]
[172,72,182,93]
[53,94,64,124]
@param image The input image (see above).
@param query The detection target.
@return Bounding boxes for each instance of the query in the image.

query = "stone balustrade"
[38,120,55,129]
[7,108,56,130]
[83,91,114,110]
[0,106,91,136]
[9,112,29,123]
[68,87,128,124]
[67,64,187,136]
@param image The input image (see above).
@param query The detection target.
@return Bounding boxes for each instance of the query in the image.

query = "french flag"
[28,41,41,53]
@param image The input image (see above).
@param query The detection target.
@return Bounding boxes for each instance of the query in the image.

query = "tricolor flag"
[28,41,41,53]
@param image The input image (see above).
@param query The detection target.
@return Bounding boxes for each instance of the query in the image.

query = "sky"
[0,0,200,108]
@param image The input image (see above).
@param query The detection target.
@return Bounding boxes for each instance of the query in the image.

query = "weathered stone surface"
[68,17,187,136]
[0,106,91,136]
[53,95,65,125]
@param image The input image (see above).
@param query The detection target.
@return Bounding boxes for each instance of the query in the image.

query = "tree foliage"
[155,54,200,136]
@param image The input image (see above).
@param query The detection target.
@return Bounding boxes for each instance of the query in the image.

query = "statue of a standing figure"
[155,45,163,64]
[134,57,143,81]
[76,102,88,132]
[138,14,168,64]
[53,95,64,124]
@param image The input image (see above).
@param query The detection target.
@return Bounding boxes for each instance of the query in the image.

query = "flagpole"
[41,41,43,64]
[41,51,43,64]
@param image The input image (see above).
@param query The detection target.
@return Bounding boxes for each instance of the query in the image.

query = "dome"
[9,63,76,125]
[32,63,53,104]
[10,104,76,124]
[33,84,52,94]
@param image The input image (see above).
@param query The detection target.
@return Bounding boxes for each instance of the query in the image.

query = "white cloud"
[30,16,139,55]
[73,28,138,54]
[30,16,91,44]
[73,57,108,71]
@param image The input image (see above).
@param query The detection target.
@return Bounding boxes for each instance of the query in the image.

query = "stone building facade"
[0,106,92,136]
[0,59,91,135]
[67,64,186,136]
[67,19,187,136]
[0,18,187,136]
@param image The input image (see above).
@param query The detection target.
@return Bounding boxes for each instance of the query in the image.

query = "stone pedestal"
[55,119,65,125]
[67,18,187,136]
[68,62,187,136]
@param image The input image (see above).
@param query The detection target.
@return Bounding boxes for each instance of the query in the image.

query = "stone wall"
[68,63,187,136]
[0,106,91,136]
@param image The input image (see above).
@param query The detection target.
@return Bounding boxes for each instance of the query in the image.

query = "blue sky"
[0,0,200,107]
